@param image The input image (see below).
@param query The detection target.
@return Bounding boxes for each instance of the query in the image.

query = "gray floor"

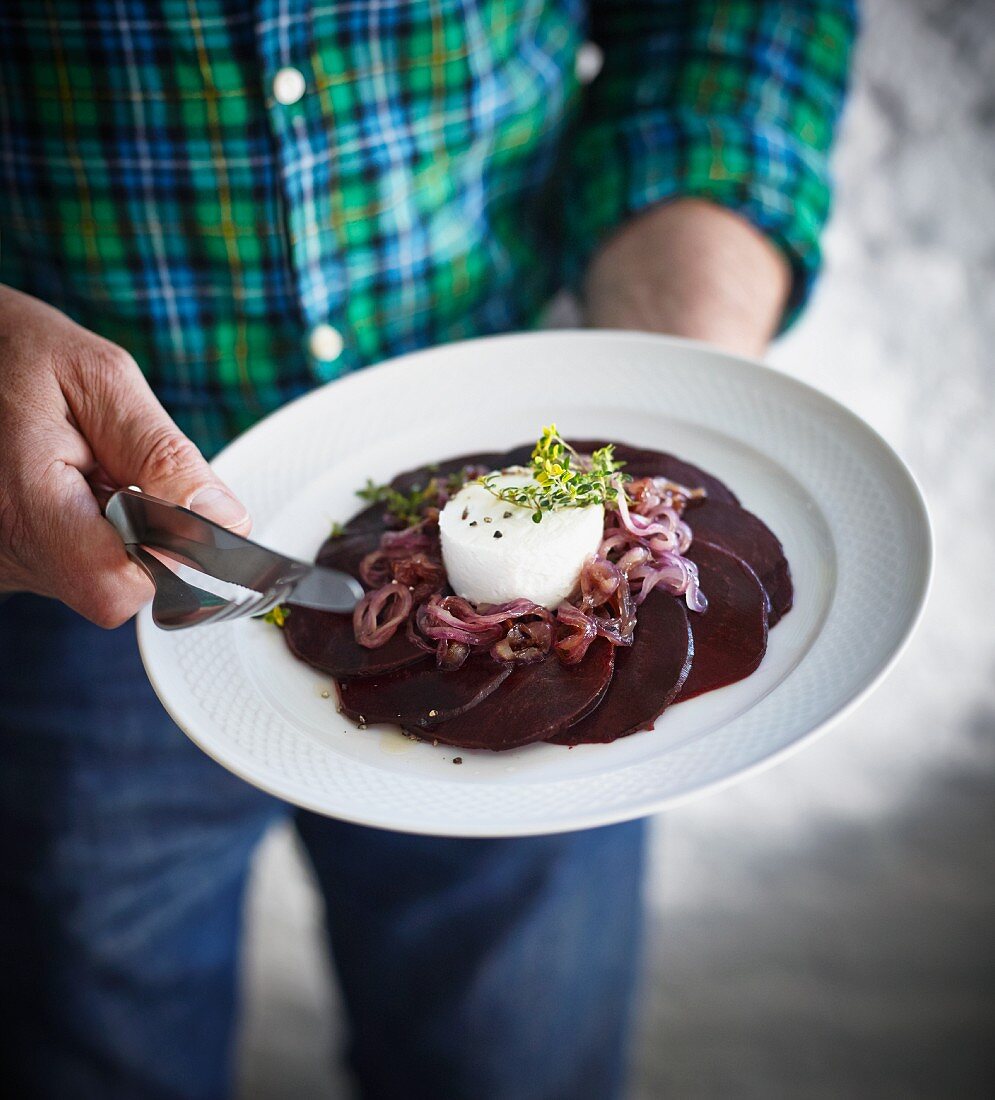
[238,2,995,1096]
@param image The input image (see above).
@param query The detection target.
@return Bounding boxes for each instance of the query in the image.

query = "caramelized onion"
[580,556,622,608]
[554,602,598,665]
[595,478,709,614]
[359,522,444,589]
[489,615,554,665]
[415,595,554,669]
[627,554,708,613]
[353,582,414,648]
[391,553,447,590]
[583,557,636,644]
[380,524,437,554]
[437,640,471,671]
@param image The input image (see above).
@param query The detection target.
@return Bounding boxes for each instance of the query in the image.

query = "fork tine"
[217,591,277,624]
[128,544,293,630]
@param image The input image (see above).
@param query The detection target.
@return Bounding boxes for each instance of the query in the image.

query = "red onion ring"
[353,581,414,648]
[415,595,553,668]
[554,602,598,665]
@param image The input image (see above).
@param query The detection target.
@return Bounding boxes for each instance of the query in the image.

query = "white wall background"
[238,2,995,1095]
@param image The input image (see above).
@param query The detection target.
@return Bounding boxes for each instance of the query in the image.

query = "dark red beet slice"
[566,439,739,506]
[315,528,379,574]
[341,501,392,535]
[411,638,615,751]
[685,500,793,626]
[677,542,768,701]
[284,607,428,679]
[285,528,427,678]
[550,592,692,745]
[497,442,535,468]
[338,658,512,730]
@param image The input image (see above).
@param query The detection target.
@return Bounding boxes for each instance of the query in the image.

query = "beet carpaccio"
[279,431,792,751]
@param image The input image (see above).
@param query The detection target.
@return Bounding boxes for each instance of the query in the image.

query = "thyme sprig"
[479,425,627,523]
[356,470,468,528]
[356,477,440,528]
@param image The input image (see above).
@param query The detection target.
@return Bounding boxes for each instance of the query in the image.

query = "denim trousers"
[0,594,647,1100]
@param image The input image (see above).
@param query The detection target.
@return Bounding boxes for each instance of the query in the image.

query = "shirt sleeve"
[563,0,858,328]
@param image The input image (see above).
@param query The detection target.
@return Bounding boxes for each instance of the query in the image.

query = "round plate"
[137,332,932,837]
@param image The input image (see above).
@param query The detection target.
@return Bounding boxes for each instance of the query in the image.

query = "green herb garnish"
[262,605,289,628]
[329,520,344,538]
[479,424,627,523]
[356,476,446,528]
[445,470,468,495]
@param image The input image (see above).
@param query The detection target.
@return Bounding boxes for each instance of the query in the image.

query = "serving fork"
[105,487,363,630]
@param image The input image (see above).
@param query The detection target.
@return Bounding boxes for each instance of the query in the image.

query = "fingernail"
[189,486,249,529]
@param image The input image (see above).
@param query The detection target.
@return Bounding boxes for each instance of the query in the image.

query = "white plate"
[137,332,932,837]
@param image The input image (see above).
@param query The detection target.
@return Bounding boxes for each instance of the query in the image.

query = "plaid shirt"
[0,1,855,456]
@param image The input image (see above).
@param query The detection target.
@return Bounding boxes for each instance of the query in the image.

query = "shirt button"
[308,323,344,363]
[273,66,306,106]
[575,42,604,85]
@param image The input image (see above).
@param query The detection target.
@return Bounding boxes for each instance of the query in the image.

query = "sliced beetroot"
[497,442,535,468]
[566,439,739,506]
[677,542,768,701]
[341,501,392,535]
[315,528,380,574]
[285,528,427,678]
[550,591,692,745]
[284,607,428,679]
[338,658,512,730]
[685,500,793,626]
[412,638,615,751]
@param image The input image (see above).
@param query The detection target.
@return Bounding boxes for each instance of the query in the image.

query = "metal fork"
[105,488,363,630]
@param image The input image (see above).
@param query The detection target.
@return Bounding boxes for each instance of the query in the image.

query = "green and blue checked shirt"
[0,1,855,456]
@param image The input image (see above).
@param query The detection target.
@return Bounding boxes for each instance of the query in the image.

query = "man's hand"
[583,199,791,359]
[0,285,250,627]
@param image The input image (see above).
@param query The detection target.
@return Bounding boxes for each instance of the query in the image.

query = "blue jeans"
[0,594,647,1100]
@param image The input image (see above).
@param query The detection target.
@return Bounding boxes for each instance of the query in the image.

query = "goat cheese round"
[439,470,604,609]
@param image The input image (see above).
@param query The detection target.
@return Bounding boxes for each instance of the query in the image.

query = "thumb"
[67,342,250,532]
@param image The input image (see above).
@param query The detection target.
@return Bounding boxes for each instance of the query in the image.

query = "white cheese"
[439,470,604,609]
